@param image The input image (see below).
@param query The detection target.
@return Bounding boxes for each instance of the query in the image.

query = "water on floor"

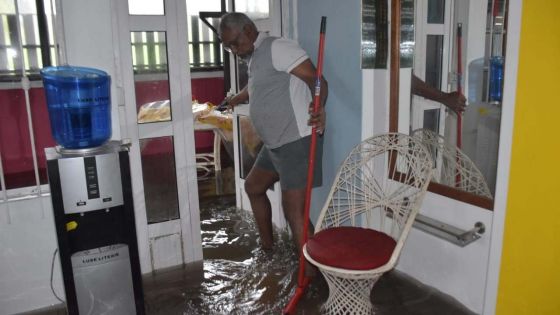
[20,167,477,315]
[144,193,319,314]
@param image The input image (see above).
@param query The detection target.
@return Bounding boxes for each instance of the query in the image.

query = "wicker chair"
[303,133,433,314]
[412,129,493,199]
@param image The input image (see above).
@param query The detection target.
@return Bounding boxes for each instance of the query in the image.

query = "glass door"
[114,0,202,272]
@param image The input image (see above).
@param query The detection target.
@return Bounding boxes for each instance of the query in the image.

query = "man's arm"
[226,86,249,108]
[290,59,329,134]
[411,74,465,113]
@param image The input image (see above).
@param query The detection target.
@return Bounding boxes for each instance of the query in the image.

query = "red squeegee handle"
[299,15,326,285]
[283,16,327,315]
[456,23,463,150]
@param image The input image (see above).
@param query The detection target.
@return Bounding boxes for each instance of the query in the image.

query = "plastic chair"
[412,129,493,199]
[303,133,433,314]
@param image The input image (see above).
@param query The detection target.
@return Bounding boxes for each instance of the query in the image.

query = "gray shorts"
[255,135,323,190]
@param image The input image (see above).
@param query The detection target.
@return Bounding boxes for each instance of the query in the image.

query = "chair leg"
[212,130,221,172]
[320,271,382,315]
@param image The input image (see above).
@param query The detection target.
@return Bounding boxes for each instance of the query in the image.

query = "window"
[126,1,225,73]
[131,31,168,74]
[0,0,57,198]
[0,0,57,81]
[187,0,224,71]
[234,0,269,20]
[0,0,227,198]
[425,34,444,90]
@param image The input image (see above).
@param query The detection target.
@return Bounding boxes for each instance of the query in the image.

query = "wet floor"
[143,193,319,314]
[20,167,477,315]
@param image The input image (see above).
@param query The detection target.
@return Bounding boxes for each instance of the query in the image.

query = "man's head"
[219,13,258,59]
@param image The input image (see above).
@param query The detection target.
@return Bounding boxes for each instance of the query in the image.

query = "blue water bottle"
[40,66,112,149]
[489,56,504,103]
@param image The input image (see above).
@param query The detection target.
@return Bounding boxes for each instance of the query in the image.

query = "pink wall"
[0,76,225,190]
[134,77,225,155]
[135,77,225,108]
[0,88,55,188]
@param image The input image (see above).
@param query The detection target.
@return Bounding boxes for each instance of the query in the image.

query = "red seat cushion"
[306,226,396,270]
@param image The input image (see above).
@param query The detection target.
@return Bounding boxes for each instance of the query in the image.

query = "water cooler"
[46,142,145,314]
[42,66,145,314]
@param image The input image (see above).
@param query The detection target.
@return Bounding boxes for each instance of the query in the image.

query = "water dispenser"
[43,65,145,314]
[46,142,145,315]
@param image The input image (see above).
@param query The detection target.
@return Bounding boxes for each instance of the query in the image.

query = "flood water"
[143,194,328,314]
[141,192,476,315]
[25,169,476,315]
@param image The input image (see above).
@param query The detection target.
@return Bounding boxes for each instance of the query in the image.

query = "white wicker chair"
[412,129,493,199]
[303,133,433,314]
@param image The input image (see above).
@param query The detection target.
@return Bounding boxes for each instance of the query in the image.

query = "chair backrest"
[412,129,493,199]
[315,133,433,246]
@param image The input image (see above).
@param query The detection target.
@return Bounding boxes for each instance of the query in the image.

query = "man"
[218,12,327,276]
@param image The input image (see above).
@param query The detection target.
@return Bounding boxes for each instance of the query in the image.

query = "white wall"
[58,0,122,141]
[0,1,121,313]
[0,197,64,314]
[397,194,493,313]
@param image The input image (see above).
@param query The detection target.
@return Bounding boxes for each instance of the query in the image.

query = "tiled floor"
[19,166,476,315]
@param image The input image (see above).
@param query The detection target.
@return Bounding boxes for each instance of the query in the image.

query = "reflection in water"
[144,196,326,314]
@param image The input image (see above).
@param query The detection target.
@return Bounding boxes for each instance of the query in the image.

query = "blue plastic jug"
[489,56,504,103]
[41,66,111,149]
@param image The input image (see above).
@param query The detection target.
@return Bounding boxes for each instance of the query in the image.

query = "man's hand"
[411,74,466,114]
[308,103,326,135]
[219,86,249,111]
[442,91,466,114]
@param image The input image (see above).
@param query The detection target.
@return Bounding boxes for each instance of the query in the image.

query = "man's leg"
[282,188,316,277]
[244,166,279,249]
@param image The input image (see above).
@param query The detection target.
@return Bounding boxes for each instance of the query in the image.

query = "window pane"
[0,1,16,14]
[186,0,220,14]
[128,0,164,15]
[400,0,415,68]
[234,0,269,20]
[29,86,56,184]
[0,86,55,189]
[140,137,179,224]
[427,0,445,24]
[131,31,172,124]
[237,115,262,180]
[1,0,57,80]
[425,34,443,90]
[186,0,222,70]
[0,88,36,189]
[423,108,440,134]
[1,0,24,78]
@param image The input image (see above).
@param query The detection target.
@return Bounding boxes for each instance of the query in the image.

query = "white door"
[113,0,202,273]
[230,0,287,229]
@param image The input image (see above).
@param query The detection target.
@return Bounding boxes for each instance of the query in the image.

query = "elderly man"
[219,12,328,275]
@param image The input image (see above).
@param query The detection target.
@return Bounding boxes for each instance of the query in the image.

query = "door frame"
[112,0,202,273]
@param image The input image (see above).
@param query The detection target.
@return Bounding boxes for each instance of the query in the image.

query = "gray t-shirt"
[248,33,312,149]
